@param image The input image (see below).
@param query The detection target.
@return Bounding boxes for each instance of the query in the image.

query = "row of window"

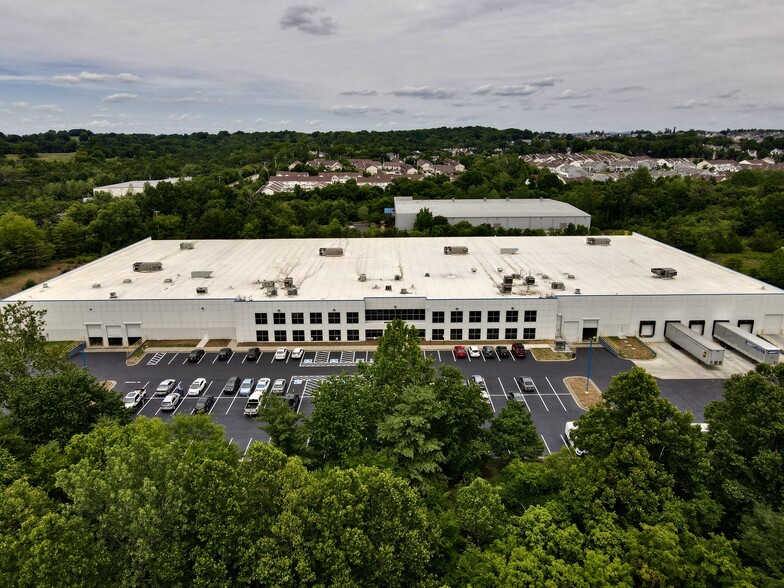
[255,327,536,342]
[255,309,538,325]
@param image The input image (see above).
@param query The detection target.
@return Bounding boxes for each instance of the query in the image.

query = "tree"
[739,503,784,585]
[257,394,306,456]
[6,366,129,445]
[489,401,544,460]
[455,478,508,546]
[0,212,53,274]
[306,373,367,464]
[413,207,434,232]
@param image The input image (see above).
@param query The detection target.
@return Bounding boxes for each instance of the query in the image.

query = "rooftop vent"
[566,274,575,279]
[500,284,512,293]
[283,277,294,288]
[122,278,132,284]
[133,261,163,272]
[266,288,278,297]
[262,280,275,288]
[191,270,213,279]
[385,285,392,291]
[109,292,117,298]
[286,288,298,296]
[444,246,468,255]
[180,242,195,250]
[42,283,49,289]
[319,247,344,257]
[163,278,173,284]
[196,286,208,294]
[651,267,677,278]
[400,288,408,294]
[358,273,367,282]
[394,274,401,281]
[497,267,503,273]
[91,283,101,288]
[471,267,477,273]
[500,247,519,254]
[586,237,611,246]
[541,274,549,280]
[574,288,581,294]
[424,273,430,277]
[525,275,536,285]
[503,275,514,285]
[551,281,565,290]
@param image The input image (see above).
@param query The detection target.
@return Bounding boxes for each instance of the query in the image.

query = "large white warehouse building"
[393,196,591,231]
[3,235,783,347]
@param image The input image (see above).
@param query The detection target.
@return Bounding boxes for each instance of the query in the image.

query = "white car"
[160,392,182,411]
[271,378,287,394]
[467,346,481,358]
[123,388,146,409]
[291,347,304,359]
[254,378,271,395]
[274,347,288,361]
[156,379,177,395]
[187,378,207,396]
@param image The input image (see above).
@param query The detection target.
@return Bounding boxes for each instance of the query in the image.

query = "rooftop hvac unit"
[574,288,581,294]
[503,275,514,285]
[500,284,513,293]
[109,292,117,298]
[586,237,611,246]
[511,273,521,279]
[133,261,163,272]
[566,274,575,279]
[500,247,519,254]
[385,285,392,291]
[266,288,278,297]
[394,274,401,281]
[525,275,536,285]
[122,278,132,284]
[191,270,213,279]
[400,288,408,294]
[91,283,101,288]
[196,286,208,294]
[358,273,367,282]
[261,280,275,288]
[283,277,294,288]
[444,246,468,255]
[319,247,344,256]
[180,242,195,250]
[286,288,298,296]
[497,267,503,273]
[551,281,565,290]
[651,267,678,278]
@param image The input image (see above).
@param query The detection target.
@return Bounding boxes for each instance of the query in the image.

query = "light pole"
[585,337,594,393]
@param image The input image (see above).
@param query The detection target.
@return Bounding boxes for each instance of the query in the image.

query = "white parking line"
[197,354,205,364]
[243,438,253,455]
[229,437,234,445]
[225,393,240,415]
[256,353,263,364]
[532,382,549,412]
[452,350,456,361]
[437,350,442,362]
[212,355,219,364]
[167,353,178,365]
[208,398,219,414]
[486,390,496,413]
[226,354,234,364]
[560,434,572,453]
[545,376,567,411]
[497,377,506,397]
[541,434,552,455]
[512,379,531,411]
[296,394,304,413]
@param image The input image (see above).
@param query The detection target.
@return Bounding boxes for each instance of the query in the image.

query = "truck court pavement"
[76,344,740,457]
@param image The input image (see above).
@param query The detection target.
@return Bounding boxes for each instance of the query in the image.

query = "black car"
[187,348,205,363]
[222,376,241,394]
[495,345,510,358]
[481,345,496,359]
[245,347,260,361]
[194,395,214,413]
[218,347,233,360]
[284,393,300,410]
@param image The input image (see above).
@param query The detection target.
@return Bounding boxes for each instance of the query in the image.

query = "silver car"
[160,392,181,411]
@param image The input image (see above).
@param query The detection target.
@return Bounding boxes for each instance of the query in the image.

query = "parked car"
[222,376,241,395]
[470,374,487,391]
[481,345,496,359]
[274,347,288,361]
[291,347,304,359]
[239,378,255,396]
[187,377,207,396]
[187,348,205,363]
[156,379,177,396]
[160,392,182,411]
[245,347,261,361]
[495,345,510,358]
[123,388,146,409]
[467,345,481,358]
[244,391,263,416]
[507,389,526,403]
[271,378,287,394]
[194,395,214,413]
[511,342,527,358]
[254,378,271,395]
[218,347,233,361]
[284,393,300,409]
[518,376,535,392]
[453,345,467,359]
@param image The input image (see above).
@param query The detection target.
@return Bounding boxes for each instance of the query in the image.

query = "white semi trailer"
[713,321,781,365]
[664,321,725,366]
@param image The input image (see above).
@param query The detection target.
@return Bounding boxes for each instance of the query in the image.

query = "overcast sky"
[2,0,783,135]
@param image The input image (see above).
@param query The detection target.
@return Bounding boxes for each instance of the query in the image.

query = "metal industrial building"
[393,196,591,231]
[3,235,783,348]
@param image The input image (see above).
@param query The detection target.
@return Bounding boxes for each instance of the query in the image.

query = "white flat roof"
[394,196,589,218]
[94,177,187,190]
[7,235,780,302]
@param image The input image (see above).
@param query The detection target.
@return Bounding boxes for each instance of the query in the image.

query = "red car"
[511,342,527,358]
[454,345,468,359]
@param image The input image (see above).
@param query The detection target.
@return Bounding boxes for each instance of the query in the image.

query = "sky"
[1,0,783,135]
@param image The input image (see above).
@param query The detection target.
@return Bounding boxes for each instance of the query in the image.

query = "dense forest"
[1,308,783,586]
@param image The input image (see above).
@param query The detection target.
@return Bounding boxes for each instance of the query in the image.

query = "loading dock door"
[126,323,142,344]
[86,324,103,347]
[106,325,123,346]
[763,314,783,335]
[582,319,599,341]
[562,321,579,343]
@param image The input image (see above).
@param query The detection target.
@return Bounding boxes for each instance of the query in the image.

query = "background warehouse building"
[3,235,783,348]
[393,196,591,231]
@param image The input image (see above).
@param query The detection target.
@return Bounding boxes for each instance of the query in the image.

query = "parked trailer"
[713,321,780,365]
[664,322,725,366]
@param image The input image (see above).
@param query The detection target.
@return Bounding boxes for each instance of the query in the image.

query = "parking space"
[80,344,728,457]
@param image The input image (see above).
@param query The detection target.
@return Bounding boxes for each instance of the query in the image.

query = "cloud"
[280,5,337,35]
[31,103,63,112]
[529,77,562,87]
[494,84,537,96]
[340,89,378,96]
[391,86,456,99]
[672,98,712,109]
[716,89,740,99]
[305,119,321,125]
[471,84,494,95]
[331,105,371,115]
[557,89,593,100]
[610,86,645,93]
[168,113,201,121]
[53,71,140,84]
[11,101,28,108]
[102,93,138,103]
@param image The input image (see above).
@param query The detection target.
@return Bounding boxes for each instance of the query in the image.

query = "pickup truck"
[123,388,147,409]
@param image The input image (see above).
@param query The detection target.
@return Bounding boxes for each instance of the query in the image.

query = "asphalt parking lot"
[77,345,729,457]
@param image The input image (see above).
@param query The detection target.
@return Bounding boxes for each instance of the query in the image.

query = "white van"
[564,421,586,456]
[244,390,264,417]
